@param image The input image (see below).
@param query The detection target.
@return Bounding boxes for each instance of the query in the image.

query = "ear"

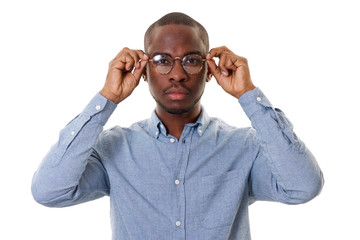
[206,64,212,82]
[142,67,147,82]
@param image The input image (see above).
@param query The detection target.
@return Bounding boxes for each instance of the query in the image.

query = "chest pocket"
[200,169,247,229]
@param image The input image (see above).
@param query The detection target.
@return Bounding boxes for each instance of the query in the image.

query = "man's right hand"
[99,48,149,104]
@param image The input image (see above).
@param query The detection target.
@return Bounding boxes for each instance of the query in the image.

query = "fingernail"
[222,71,228,76]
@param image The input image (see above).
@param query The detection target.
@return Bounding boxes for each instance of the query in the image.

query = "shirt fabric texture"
[32,88,324,240]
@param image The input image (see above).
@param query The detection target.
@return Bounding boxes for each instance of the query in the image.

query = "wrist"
[99,89,121,104]
[234,84,256,99]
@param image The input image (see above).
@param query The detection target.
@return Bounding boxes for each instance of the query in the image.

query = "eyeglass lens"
[151,54,204,74]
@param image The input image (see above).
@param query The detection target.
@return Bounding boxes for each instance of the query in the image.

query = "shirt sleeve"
[31,93,117,207]
[239,88,324,204]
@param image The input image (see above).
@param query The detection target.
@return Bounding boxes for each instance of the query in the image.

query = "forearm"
[240,88,324,203]
[31,93,116,207]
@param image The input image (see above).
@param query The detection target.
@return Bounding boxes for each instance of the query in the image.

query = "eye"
[184,55,202,66]
[153,55,172,66]
[159,59,170,64]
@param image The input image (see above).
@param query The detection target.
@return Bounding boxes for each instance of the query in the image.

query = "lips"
[164,88,190,100]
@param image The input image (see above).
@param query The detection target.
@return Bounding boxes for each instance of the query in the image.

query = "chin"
[153,95,202,115]
[165,107,190,115]
[158,101,191,115]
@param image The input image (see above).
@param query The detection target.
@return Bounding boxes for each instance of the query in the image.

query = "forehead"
[147,24,206,56]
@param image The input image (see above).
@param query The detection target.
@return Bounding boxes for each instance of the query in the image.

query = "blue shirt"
[31,88,323,240]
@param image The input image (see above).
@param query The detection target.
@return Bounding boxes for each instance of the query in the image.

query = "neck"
[156,105,201,140]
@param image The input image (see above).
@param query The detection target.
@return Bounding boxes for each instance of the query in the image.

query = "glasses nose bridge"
[173,56,183,61]
[170,56,186,73]
[172,56,184,66]
[168,56,187,79]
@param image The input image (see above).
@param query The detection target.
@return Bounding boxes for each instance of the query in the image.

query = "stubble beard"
[154,94,202,115]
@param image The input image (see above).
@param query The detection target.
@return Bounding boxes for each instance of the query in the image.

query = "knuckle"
[109,59,117,66]
[128,58,135,64]
[120,47,129,54]
[123,47,133,55]
[124,55,133,62]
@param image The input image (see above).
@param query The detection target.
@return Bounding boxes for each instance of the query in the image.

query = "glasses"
[148,53,206,75]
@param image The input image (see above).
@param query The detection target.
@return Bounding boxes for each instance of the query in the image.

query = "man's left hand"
[206,46,255,99]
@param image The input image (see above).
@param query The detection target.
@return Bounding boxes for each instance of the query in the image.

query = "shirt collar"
[148,107,211,138]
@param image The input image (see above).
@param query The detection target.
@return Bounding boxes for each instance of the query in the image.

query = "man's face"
[145,24,210,115]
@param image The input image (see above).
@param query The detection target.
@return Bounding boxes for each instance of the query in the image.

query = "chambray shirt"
[32,88,323,240]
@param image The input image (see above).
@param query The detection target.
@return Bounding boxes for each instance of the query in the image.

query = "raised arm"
[31,48,148,207]
[207,46,323,204]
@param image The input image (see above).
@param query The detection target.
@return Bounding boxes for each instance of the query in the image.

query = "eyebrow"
[150,51,204,58]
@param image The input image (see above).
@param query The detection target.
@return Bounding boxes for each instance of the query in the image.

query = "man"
[32,12,324,240]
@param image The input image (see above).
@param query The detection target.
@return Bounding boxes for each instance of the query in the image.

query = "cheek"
[147,72,166,95]
[192,73,207,92]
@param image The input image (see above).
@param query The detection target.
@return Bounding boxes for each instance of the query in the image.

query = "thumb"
[207,59,222,81]
[133,59,148,81]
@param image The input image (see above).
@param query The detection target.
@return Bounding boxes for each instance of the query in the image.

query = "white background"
[1,0,359,239]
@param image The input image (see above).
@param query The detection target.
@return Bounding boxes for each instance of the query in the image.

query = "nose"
[169,58,187,82]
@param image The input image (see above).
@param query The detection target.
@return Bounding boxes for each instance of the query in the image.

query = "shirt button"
[170,138,175,143]
[198,129,202,134]
[70,131,75,135]
[175,179,180,185]
[176,221,181,227]
[256,97,262,102]
[95,105,101,110]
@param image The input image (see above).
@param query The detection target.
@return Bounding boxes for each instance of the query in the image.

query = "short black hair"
[144,12,209,53]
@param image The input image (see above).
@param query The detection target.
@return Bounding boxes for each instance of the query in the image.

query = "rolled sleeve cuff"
[238,87,273,119]
[83,93,117,126]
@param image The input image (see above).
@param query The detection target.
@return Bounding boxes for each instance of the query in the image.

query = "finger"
[218,53,231,76]
[133,50,149,69]
[114,47,130,59]
[111,51,134,71]
[126,49,149,69]
[206,46,233,59]
[207,47,235,76]
[207,46,226,59]
[206,59,222,81]
[114,48,143,70]
[132,57,148,80]
[225,56,238,71]
[122,54,135,71]
[134,50,148,60]
[109,58,126,71]
[206,47,223,60]
[233,56,248,68]
[207,59,229,90]
[127,50,142,69]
